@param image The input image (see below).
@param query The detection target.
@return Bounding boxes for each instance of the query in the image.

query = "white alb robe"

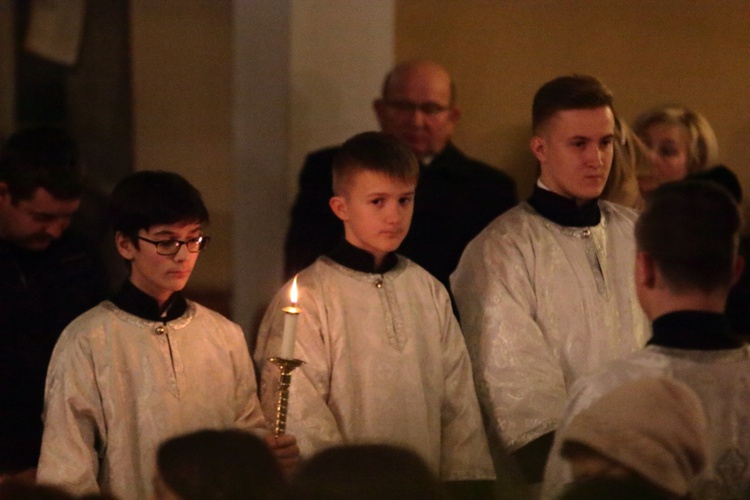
[37,301,266,500]
[541,344,750,499]
[451,201,649,452]
[254,256,494,480]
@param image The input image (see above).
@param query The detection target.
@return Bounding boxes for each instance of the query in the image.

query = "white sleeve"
[436,284,495,480]
[37,327,104,496]
[254,276,344,456]
[452,228,567,453]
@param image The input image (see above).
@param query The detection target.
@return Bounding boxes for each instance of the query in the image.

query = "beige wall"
[130,0,233,292]
[289,1,394,193]
[396,1,750,213]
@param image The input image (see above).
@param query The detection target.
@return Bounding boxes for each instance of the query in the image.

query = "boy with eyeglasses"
[37,171,298,500]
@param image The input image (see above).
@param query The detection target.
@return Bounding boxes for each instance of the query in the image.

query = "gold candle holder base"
[268,356,304,436]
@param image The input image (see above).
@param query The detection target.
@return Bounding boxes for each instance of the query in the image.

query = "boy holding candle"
[254,132,494,487]
[37,171,298,500]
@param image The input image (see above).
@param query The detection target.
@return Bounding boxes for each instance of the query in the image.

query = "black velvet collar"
[111,280,187,322]
[527,185,601,227]
[326,239,398,274]
[647,310,743,350]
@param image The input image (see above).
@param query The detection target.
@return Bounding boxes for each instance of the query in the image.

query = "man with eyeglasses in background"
[0,126,106,484]
[284,60,516,296]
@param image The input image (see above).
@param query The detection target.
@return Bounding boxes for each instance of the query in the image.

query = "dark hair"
[284,444,449,500]
[156,429,283,500]
[109,170,208,244]
[0,126,83,202]
[532,75,614,134]
[332,132,419,195]
[636,180,740,293]
[687,165,742,204]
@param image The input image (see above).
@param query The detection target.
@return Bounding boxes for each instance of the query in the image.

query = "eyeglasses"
[382,99,451,116]
[138,235,210,256]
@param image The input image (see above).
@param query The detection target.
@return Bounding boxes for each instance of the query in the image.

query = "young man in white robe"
[450,75,649,483]
[542,180,750,498]
[254,132,494,494]
[37,171,298,500]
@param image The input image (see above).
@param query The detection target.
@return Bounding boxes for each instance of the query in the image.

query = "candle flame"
[290,275,298,306]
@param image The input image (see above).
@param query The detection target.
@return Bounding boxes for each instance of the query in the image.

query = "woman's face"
[640,122,691,187]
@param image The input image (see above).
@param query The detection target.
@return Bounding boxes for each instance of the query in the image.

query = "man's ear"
[115,232,136,260]
[530,135,546,163]
[448,105,462,125]
[732,254,745,286]
[329,196,348,222]
[635,251,657,290]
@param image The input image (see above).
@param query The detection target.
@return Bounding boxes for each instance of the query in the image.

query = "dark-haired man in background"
[0,126,106,481]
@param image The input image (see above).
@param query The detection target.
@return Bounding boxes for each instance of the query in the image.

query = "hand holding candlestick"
[271,275,304,436]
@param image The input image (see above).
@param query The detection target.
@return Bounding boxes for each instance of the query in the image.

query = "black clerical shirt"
[111,280,187,322]
[647,310,744,350]
[527,185,601,227]
[326,240,398,274]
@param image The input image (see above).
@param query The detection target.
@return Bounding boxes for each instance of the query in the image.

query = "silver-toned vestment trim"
[320,256,408,351]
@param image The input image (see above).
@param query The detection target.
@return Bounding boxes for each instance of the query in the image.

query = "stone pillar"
[231,0,394,336]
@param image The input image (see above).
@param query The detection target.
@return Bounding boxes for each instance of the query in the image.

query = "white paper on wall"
[24,0,86,66]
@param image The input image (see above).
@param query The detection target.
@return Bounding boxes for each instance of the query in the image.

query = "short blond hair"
[332,132,419,195]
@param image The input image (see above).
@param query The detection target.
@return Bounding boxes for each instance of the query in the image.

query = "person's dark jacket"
[0,231,106,473]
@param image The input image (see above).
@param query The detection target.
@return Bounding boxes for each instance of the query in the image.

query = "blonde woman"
[633,105,719,192]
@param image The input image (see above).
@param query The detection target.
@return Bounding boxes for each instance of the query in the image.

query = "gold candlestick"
[268,356,304,436]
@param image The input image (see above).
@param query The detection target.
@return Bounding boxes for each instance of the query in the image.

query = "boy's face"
[531,106,615,205]
[116,221,203,305]
[330,170,415,266]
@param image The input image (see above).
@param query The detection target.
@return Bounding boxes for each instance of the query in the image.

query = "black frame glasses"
[138,235,210,256]
[382,99,451,116]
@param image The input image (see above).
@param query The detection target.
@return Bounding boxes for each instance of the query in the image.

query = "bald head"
[374,60,461,160]
[381,60,456,105]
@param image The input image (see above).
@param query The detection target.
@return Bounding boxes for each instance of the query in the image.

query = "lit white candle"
[280,275,300,359]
